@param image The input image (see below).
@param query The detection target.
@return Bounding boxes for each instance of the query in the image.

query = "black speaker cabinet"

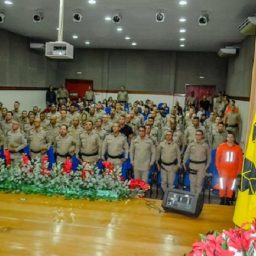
[162,189,204,217]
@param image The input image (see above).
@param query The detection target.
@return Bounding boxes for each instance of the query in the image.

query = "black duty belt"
[108,153,124,159]
[190,159,206,164]
[189,168,198,175]
[56,153,70,158]
[9,150,23,154]
[31,149,42,154]
[80,151,98,157]
[227,124,238,128]
[160,158,178,166]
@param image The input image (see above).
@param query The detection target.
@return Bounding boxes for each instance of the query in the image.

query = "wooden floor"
[0,192,234,256]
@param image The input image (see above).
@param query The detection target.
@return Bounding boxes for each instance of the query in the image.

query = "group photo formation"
[0,0,256,255]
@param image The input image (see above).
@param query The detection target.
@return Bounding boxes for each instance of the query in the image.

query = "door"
[65,79,93,101]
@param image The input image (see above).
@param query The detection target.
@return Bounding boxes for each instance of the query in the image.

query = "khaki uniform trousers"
[188,163,206,194]
[160,164,178,192]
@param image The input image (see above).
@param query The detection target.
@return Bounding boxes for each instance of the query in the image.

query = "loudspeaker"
[162,189,204,217]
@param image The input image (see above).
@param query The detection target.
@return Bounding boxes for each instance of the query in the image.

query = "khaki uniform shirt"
[5,129,27,153]
[84,91,95,101]
[117,91,128,102]
[94,128,107,141]
[54,134,76,156]
[210,131,227,150]
[28,127,50,152]
[184,125,206,145]
[0,120,12,135]
[130,137,155,171]
[156,140,181,171]
[46,124,60,144]
[183,140,211,170]
[78,131,102,156]
[102,133,129,159]
[68,125,83,145]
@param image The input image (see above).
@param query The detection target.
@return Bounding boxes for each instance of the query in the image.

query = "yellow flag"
[233,113,256,227]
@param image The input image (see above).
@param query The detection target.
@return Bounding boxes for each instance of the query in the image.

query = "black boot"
[225,198,232,205]
[220,197,225,205]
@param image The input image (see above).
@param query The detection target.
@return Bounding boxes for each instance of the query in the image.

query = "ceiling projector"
[45,41,74,59]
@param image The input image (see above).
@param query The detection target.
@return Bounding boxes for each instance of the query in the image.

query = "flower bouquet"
[0,156,150,201]
[189,221,256,256]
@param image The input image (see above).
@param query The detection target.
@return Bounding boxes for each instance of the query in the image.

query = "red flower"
[81,170,92,179]
[22,154,30,165]
[102,161,114,170]
[4,149,11,166]
[129,179,150,191]
[63,159,72,174]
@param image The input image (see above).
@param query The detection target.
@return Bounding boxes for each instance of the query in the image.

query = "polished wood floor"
[0,192,234,256]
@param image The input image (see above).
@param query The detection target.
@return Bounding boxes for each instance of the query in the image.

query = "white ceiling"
[0,0,255,51]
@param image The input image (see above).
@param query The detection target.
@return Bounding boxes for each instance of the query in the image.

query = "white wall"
[0,90,46,111]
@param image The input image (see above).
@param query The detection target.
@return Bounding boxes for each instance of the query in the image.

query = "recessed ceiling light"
[85,41,90,45]
[116,27,123,32]
[4,0,13,5]
[131,42,137,46]
[72,34,78,39]
[104,16,111,21]
[56,27,59,31]
[77,71,82,75]
[88,0,96,4]
[125,36,131,40]
[199,76,205,79]
[179,38,186,41]
[179,17,187,23]
[179,0,187,6]
[179,28,186,33]
[180,44,185,47]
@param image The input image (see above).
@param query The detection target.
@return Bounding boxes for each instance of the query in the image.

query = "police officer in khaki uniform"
[68,117,83,145]
[184,116,206,146]
[102,123,129,168]
[183,129,211,194]
[156,130,181,192]
[24,112,35,138]
[54,125,77,163]
[28,118,50,159]
[117,86,128,103]
[0,111,13,135]
[101,115,111,133]
[58,110,71,127]
[78,120,102,163]
[224,105,241,139]
[46,115,60,144]
[12,101,21,121]
[94,118,107,141]
[209,122,227,150]
[4,120,27,166]
[84,86,95,103]
[130,126,156,182]
[39,112,49,130]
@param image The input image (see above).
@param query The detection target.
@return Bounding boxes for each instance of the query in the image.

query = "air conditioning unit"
[45,41,74,59]
[239,16,256,35]
[218,48,237,57]
[30,43,45,50]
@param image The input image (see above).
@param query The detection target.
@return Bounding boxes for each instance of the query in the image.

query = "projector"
[45,41,74,59]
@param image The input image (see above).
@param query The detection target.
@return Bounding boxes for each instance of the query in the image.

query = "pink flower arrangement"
[189,221,256,256]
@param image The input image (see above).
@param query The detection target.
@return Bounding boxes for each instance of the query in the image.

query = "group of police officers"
[0,89,243,201]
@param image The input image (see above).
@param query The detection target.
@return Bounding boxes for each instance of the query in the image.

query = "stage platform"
[0,192,234,256]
